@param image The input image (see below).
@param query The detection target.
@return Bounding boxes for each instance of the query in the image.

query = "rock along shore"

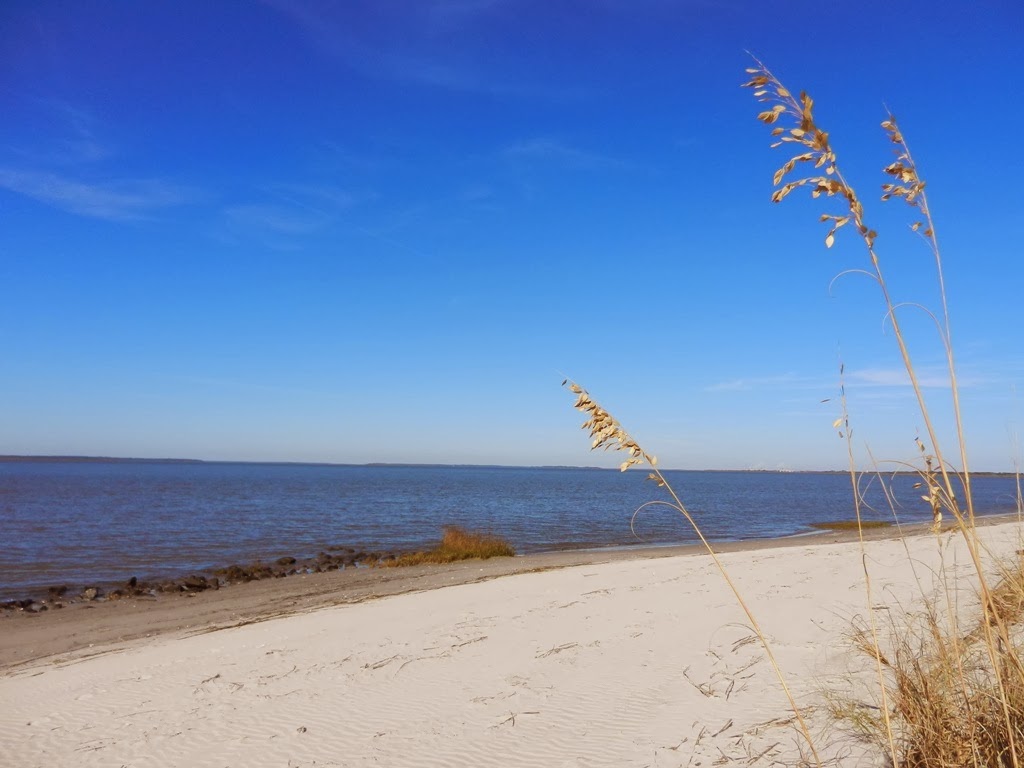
[1,545,414,614]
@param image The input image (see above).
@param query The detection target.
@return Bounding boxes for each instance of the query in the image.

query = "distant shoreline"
[0,455,1018,476]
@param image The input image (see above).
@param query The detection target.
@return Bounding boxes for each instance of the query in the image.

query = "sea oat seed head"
[745,61,883,254]
[563,380,650,471]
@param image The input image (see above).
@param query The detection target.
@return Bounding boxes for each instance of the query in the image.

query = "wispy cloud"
[223,204,330,236]
[260,0,572,97]
[261,0,485,91]
[502,139,635,171]
[0,168,193,220]
[315,141,391,174]
[706,365,995,395]
[219,182,357,247]
[460,183,495,202]
[40,100,110,164]
[4,99,114,166]
[848,367,985,389]
[705,373,814,392]
[264,182,355,214]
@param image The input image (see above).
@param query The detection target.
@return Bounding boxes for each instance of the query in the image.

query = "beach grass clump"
[835,556,1024,767]
[383,526,515,567]
[560,59,1020,767]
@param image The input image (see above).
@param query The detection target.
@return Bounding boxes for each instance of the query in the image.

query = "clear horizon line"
[0,454,1016,475]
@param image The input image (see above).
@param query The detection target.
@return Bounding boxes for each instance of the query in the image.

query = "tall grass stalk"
[837,369,900,767]
[563,380,822,764]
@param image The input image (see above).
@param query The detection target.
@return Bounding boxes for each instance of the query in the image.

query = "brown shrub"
[383,526,515,567]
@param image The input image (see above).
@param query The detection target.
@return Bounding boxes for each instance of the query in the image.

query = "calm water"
[1,462,1020,598]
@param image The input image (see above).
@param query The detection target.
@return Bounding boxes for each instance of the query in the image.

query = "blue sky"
[1,0,1022,470]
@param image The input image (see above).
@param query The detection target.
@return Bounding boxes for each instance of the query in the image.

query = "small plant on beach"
[807,520,892,532]
[383,525,515,567]
[828,554,1024,766]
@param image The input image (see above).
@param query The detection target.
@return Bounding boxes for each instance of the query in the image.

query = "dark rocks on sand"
[120,576,154,596]
[5,539,424,609]
[214,563,274,584]
[180,575,209,592]
[2,599,34,611]
[216,564,249,582]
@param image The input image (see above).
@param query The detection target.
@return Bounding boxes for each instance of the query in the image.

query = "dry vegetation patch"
[830,554,1024,767]
[383,526,516,567]
[809,520,892,532]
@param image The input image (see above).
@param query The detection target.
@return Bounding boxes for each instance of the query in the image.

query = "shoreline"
[2,509,1008,607]
[0,525,870,606]
[2,512,1015,672]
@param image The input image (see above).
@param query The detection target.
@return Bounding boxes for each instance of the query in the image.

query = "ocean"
[1,461,1019,598]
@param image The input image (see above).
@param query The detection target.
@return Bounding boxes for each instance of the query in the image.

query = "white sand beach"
[1,522,1018,767]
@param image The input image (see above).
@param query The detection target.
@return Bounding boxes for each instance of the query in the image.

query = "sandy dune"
[1,523,1017,767]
